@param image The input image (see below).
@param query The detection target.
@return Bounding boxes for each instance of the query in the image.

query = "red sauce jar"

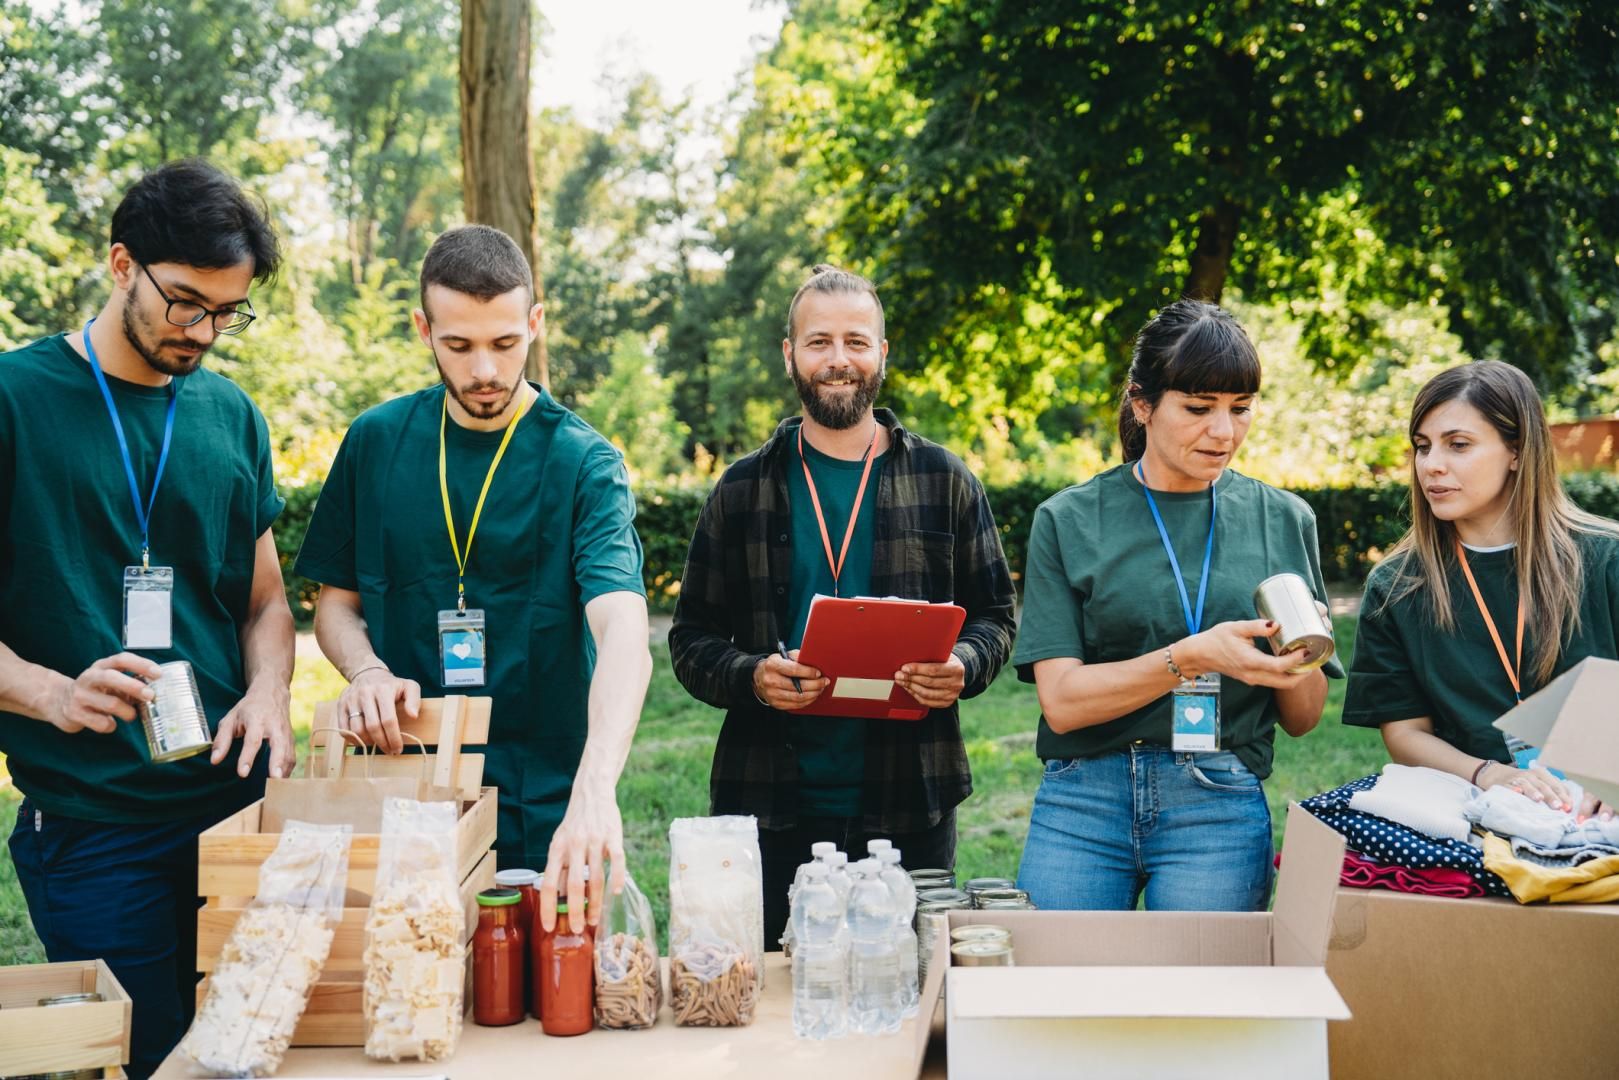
[538,899,594,1036]
[472,887,526,1026]
[495,868,541,1013]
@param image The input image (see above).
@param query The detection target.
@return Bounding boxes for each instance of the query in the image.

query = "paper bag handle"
[311,726,370,779]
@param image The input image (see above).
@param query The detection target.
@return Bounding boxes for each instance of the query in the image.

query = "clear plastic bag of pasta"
[667,815,763,1027]
[179,821,352,1077]
[363,798,465,1062]
[594,868,662,1029]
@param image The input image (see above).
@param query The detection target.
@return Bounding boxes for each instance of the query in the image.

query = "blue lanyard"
[83,321,178,567]
[1135,460,1217,636]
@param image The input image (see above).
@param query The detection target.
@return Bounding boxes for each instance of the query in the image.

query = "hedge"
[274,471,1619,626]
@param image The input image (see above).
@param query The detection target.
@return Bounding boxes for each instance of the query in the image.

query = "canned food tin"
[950,940,1014,967]
[909,868,956,889]
[963,876,1016,895]
[1253,573,1335,673]
[36,991,104,1006]
[917,887,971,905]
[139,660,212,763]
[970,886,1029,909]
[950,925,1011,945]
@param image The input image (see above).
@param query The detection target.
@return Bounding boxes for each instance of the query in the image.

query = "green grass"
[0,621,1383,964]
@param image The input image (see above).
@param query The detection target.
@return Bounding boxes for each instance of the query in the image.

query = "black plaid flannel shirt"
[669,410,1017,833]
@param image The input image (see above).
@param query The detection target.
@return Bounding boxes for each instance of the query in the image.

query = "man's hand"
[335,667,421,754]
[753,650,828,711]
[539,780,625,933]
[44,653,162,735]
[211,680,294,778]
[896,652,967,709]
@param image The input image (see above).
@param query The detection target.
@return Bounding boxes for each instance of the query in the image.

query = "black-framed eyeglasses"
[139,263,256,335]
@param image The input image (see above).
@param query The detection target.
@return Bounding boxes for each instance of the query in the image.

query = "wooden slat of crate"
[298,750,487,803]
[0,959,131,1074]
[197,786,498,901]
[198,850,496,974]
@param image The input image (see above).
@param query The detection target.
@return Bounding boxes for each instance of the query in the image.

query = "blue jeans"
[1017,747,1273,911]
[8,798,227,1079]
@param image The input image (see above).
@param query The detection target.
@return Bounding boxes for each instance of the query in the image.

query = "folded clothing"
[1301,776,1513,898]
[1465,783,1619,851]
[1339,851,1483,898]
[1510,835,1619,868]
[1348,763,1477,843]
[1481,831,1619,904]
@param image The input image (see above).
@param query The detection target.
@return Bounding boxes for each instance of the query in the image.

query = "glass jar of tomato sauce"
[537,898,594,1036]
[494,868,541,1013]
[472,887,526,1026]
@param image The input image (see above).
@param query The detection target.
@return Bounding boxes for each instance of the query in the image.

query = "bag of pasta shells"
[667,816,763,1027]
[179,821,351,1077]
[593,868,662,1029]
[362,798,465,1062]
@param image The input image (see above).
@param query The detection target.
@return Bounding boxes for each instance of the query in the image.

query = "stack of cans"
[949,924,1014,967]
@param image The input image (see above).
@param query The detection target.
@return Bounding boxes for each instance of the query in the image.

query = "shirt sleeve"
[292,427,360,590]
[251,406,285,536]
[1012,500,1086,679]
[571,444,646,605]
[1342,564,1435,728]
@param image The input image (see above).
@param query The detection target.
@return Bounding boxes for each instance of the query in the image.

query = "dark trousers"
[759,808,958,950]
[9,798,217,1079]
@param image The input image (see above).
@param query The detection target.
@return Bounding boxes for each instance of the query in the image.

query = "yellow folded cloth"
[1481,832,1619,904]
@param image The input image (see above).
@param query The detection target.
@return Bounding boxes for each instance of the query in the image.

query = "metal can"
[951,940,1014,967]
[36,992,104,1006]
[970,885,1029,909]
[963,876,1016,901]
[909,867,956,890]
[917,887,971,906]
[1253,573,1336,673]
[950,925,1011,946]
[138,660,212,763]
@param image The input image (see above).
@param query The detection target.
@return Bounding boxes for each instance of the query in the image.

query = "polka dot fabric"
[1301,775,1513,899]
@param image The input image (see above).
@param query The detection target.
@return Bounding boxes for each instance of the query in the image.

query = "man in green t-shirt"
[295,225,651,932]
[0,160,294,1078]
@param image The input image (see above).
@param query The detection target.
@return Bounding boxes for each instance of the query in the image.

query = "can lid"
[477,887,522,906]
[494,868,540,887]
[951,940,1012,957]
[36,991,104,1006]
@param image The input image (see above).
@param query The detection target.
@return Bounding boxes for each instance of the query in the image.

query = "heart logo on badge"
[452,642,473,660]
[1183,706,1205,725]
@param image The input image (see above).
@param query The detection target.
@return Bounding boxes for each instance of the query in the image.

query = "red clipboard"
[793,596,967,720]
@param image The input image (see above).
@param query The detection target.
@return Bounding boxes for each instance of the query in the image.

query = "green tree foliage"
[0,148,86,349]
[572,333,692,482]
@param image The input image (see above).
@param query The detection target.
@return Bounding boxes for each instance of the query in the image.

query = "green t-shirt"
[1013,465,1343,779]
[0,333,284,822]
[785,433,887,816]
[294,385,645,867]
[1343,534,1619,761]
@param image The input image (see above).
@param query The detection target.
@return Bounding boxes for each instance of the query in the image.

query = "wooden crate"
[0,959,131,1075]
[195,695,497,1046]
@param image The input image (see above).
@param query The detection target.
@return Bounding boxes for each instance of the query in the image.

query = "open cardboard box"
[1324,656,1619,1080]
[920,804,1349,1079]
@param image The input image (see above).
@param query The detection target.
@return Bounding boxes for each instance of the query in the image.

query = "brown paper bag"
[263,729,462,833]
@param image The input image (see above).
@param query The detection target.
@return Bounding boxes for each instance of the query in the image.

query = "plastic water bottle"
[867,838,892,857]
[878,848,919,1016]
[847,858,904,1035]
[825,850,853,911]
[783,841,839,956]
[791,863,848,1039]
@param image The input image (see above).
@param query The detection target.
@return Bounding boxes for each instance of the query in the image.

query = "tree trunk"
[1183,200,1240,303]
[460,0,548,387]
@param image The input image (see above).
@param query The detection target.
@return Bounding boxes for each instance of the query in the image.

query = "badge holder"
[123,565,174,650]
[438,608,487,687]
[1171,672,1220,753]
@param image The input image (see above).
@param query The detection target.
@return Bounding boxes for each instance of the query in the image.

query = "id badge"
[123,566,174,650]
[438,608,486,687]
[1171,672,1220,753]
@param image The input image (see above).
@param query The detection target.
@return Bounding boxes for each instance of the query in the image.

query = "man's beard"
[433,348,520,420]
[790,351,884,430]
[122,298,206,377]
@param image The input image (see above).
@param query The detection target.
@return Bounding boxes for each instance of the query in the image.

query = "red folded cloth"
[1338,850,1483,897]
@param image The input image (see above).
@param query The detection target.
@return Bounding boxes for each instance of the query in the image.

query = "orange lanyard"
[1455,539,1526,701]
[797,423,878,596]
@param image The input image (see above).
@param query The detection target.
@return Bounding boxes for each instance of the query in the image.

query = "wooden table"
[156,954,946,1078]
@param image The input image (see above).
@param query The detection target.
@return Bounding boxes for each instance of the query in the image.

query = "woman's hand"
[1176,619,1314,690]
[1477,760,1576,812]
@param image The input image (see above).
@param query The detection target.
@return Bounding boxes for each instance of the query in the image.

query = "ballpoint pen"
[777,639,803,693]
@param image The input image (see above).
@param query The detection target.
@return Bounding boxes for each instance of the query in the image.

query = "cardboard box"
[925,804,1350,1079]
[0,959,131,1076]
[1323,655,1619,1079]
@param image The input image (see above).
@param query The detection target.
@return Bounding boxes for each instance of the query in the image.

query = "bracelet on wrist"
[347,662,388,683]
[1165,644,1185,681]
[1470,759,1493,786]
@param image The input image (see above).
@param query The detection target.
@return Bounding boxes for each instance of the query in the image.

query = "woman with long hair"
[1014,299,1341,911]
[1345,361,1619,820]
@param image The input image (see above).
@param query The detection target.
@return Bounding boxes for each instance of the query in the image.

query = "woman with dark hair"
[1014,300,1341,911]
[1345,361,1619,820]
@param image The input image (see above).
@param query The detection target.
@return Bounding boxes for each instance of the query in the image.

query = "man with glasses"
[0,159,293,1078]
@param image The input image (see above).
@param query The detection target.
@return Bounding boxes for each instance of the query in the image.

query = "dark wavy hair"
[109,159,280,281]
[1117,300,1261,462]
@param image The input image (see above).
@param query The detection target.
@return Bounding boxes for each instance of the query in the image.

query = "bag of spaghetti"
[363,798,465,1062]
[178,821,352,1077]
[667,815,763,1027]
[594,866,662,1029]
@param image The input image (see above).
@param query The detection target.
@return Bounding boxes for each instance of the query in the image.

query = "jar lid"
[494,868,540,887]
[477,887,522,907]
[36,991,104,1006]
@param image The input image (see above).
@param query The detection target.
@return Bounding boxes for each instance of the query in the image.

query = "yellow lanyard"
[439,391,530,611]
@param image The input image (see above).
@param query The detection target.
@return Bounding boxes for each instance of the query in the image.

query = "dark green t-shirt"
[1013,465,1343,779]
[785,434,887,815]
[1343,534,1619,761]
[0,333,284,822]
[294,385,645,867]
